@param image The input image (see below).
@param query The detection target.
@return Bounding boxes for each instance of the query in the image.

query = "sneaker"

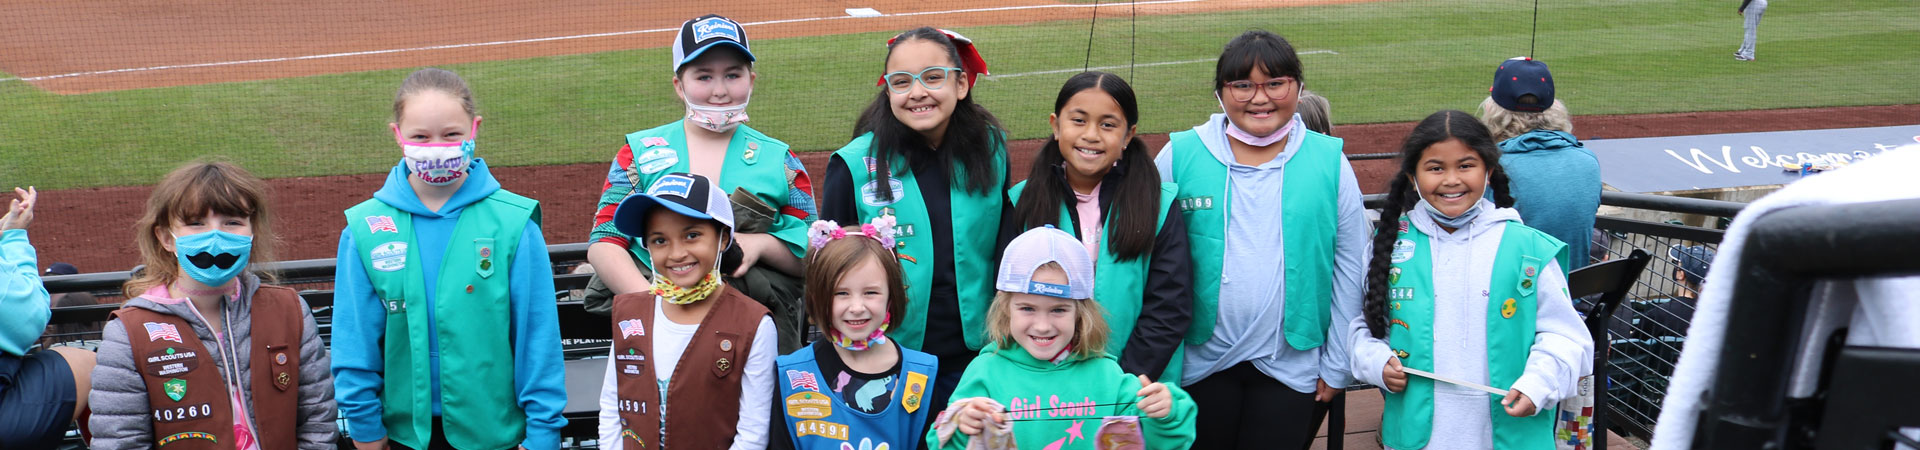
[1736,55,1753,61]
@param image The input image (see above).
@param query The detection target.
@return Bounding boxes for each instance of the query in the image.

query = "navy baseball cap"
[672,15,754,73]
[613,172,735,240]
[1669,244,1715,285]
[1491,57,1555,112]
[45,262,78,276]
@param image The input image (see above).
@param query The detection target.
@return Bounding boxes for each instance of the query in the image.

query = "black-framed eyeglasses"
[1222,77,1297,102]
[881,66,962,94]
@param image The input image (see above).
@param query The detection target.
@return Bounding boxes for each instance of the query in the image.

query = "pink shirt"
[1073,184,1103,269]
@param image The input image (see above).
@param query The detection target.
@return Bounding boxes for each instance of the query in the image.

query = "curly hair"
[1478,96,1571,143]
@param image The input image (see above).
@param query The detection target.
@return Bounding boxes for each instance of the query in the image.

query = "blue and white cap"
[672,14,754,73]
[612,172,735,241]
[995,226,1095,300]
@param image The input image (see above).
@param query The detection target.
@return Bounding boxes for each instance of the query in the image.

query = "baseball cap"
[613,172,735,240]
[1491,57,1555,113]
[996,226,1095,300]
[1669,244,1715,285]
[673,14,754,73]
[45,262,78,276]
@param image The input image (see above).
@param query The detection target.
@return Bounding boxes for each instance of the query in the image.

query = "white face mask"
[681,83,751,133]
[395,118,478,186]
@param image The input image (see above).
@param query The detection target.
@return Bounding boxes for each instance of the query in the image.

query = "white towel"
[1651,145,1920,449]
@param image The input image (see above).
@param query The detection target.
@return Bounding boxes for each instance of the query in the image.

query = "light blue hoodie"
[0,229,52,356]
[1498,129,1601,268]
[330,159,566,450]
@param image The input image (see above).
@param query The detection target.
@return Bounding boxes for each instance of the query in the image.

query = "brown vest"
[114,285,304,450]
[609,285,768,450]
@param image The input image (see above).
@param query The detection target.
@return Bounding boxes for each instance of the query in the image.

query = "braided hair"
[1362,110,1516,339]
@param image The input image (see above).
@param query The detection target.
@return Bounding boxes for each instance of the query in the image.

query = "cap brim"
[613,194,717,238]
[675,41,755,71]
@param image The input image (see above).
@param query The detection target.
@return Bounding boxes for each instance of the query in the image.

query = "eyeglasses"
[881,66,962,94]
[1222,77,1297,103]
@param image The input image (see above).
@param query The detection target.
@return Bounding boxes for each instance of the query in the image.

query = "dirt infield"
[0,0,1328,94]
[24,104,1917,274]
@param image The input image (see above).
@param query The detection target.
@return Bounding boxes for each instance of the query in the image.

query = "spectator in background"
[1478,57,1601,272]
[1736,0,1767,61]
[1297,89,1332,135]
[46,291,103,347]
[0,187,95,448]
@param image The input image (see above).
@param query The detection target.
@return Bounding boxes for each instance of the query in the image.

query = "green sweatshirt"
[928,345,1197,450]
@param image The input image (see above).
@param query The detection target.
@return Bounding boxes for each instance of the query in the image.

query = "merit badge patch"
[903,371,929,413]
[163,378,187,402]
[370,241,408,272]
[636,147,680,175]
[1390,239,1417,264]
[619,319,646,338]
[1388,267,1402,285]
[786,370,819,392]
[144,322,184,343]
[860,178,906,207]
[366,215,399,234]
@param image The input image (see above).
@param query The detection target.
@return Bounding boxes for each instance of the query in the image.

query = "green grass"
[2,0,1915,189]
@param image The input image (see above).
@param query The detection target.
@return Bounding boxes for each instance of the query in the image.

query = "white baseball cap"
[996,226,1095,300]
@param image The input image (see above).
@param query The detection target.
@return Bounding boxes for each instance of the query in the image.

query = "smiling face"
[1218,65,1299,137]
[1051,89,1134,186]
[1007,266,1078,360]
[393,90,476,144]
[829,254,892,341]
[673,49,755,108]
[885,39,970,145]
[1410,138,1488,218]
[642,210,725,288]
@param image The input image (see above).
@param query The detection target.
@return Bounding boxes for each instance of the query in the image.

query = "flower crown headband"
[808,216,899,251]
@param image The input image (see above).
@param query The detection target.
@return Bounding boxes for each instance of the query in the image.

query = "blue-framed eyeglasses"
[880,66,962,94]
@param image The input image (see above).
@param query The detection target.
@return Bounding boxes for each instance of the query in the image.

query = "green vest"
[1165,129,1340,350]
[831,132,1005,351]
[1007,180,1185,383]
[622,121,804,270]
[345,190,540,450]
[1381,219,1565,450]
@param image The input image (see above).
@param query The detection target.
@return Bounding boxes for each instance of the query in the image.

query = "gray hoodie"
[88,273,337,449]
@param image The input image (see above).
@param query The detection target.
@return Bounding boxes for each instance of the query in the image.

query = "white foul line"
[2,0,1208,83]
[984,50,1338,80]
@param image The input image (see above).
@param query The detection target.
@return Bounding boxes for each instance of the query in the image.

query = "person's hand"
[1314,378,1340,402]
[351,438,389,450]
[1,187,37,231]
[1135,374,1173,419]
[954,399,1007,437]
[1501,389,1538,417]
[730,233,780,277]
[1382,357,1408,393]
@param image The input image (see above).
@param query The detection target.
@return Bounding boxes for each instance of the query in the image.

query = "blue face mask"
[1414,174,1491,230]
[173,230,253,287]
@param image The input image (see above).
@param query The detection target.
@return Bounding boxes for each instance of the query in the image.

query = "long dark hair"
[1012,71,1159,260]
[853,27,1006,199]
[1362,110,1516,339]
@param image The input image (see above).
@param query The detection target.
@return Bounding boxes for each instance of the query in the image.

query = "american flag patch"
[144,322,184,343]
[618,319,645,338]
[367,216,399,234]
[787,370,819,391]
[641,136,670,148]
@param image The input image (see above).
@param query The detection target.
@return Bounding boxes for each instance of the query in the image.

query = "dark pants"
[0,350,78,449]
[1185,361,1329,450]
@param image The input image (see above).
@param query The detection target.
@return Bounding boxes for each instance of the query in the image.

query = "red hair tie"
[877,28,990,88]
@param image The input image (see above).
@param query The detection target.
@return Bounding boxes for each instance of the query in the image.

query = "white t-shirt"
[597,297,777,450]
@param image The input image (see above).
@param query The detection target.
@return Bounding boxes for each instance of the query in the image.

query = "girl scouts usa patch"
[636,147,679,174]
[370,242,407,272]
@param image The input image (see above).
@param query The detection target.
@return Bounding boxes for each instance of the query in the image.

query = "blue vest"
[776,343,938,450]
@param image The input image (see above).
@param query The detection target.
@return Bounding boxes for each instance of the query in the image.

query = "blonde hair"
[1297,89,1333,134]
[984,263,1110,361]
[1478,96,1572,143]
[394,68,477,122]
[125,160,277,297]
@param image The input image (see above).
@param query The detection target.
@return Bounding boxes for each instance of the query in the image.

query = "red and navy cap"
[673,14,754,73]
[1490,57,1555,113]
